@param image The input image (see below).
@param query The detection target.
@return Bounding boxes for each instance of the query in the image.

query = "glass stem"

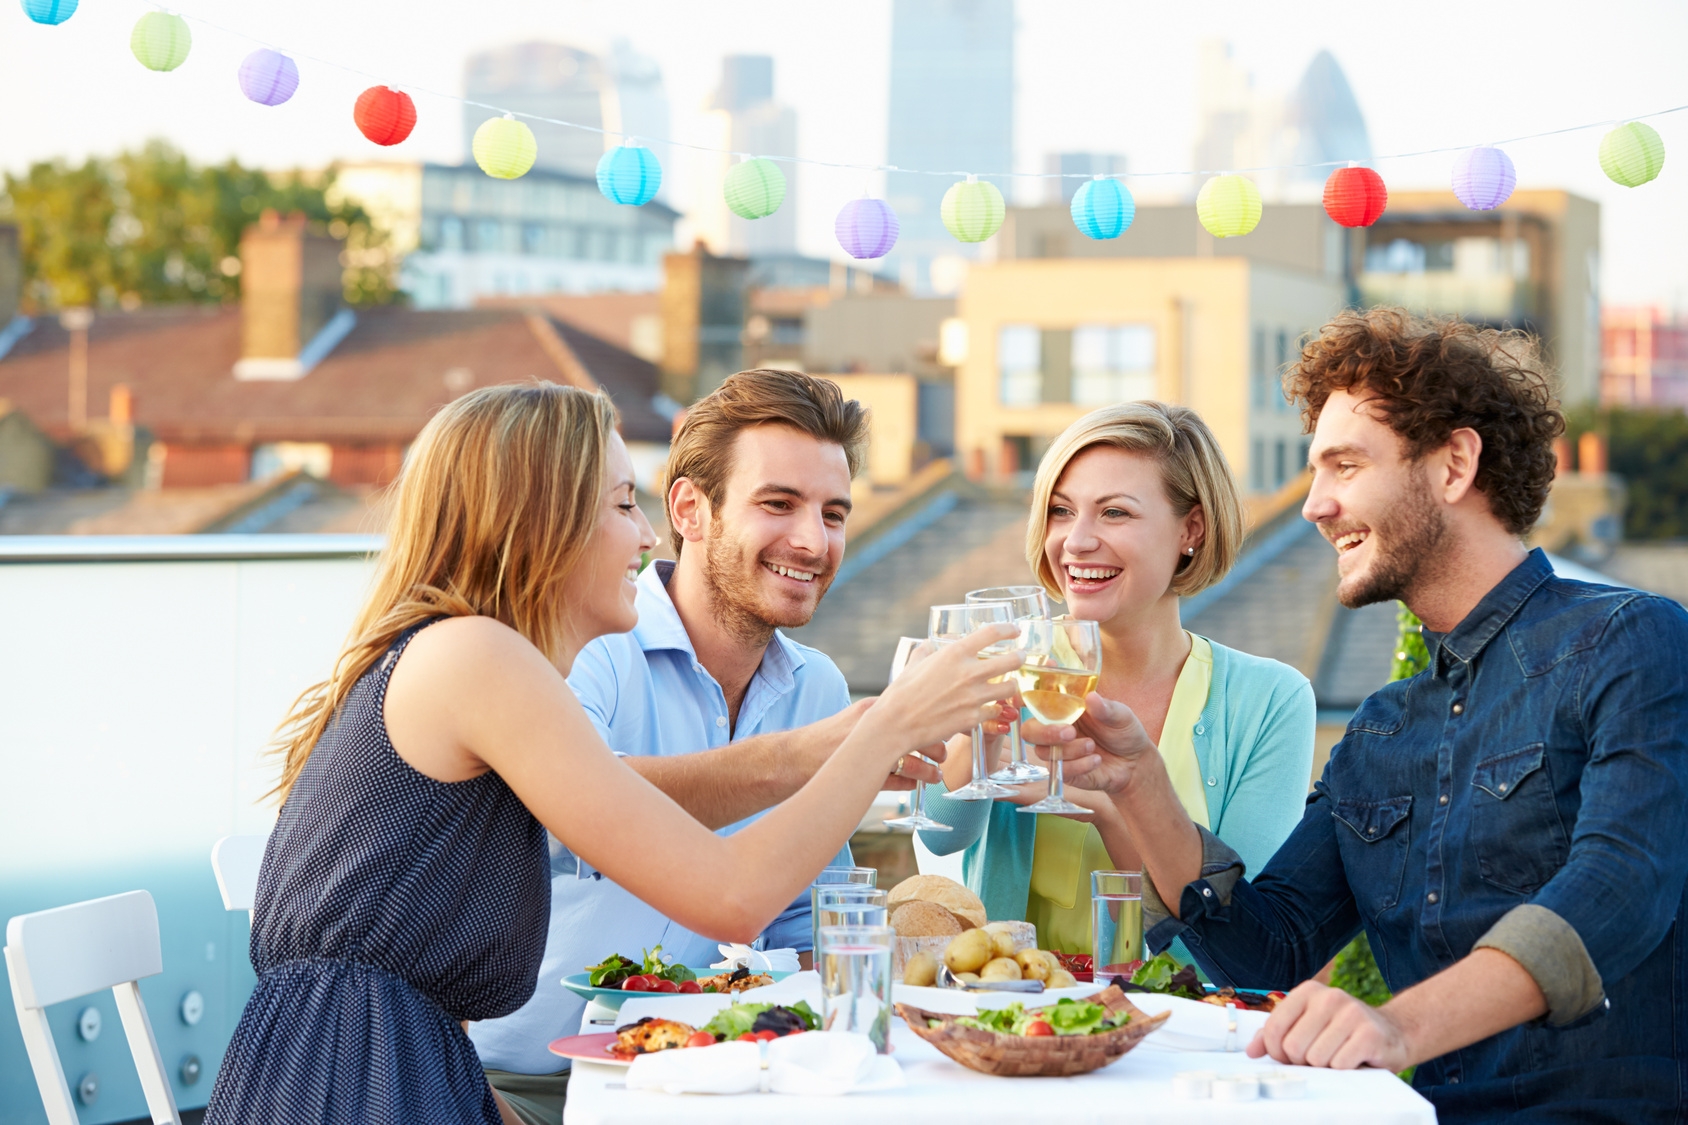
[1048,748,1065,803]
[971,723,989,786]
[1008,716,1025,768]
[910,760,926,819]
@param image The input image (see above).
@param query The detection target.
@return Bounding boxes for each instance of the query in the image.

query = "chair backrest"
[211,834,266,913]
[5,890,181,1125]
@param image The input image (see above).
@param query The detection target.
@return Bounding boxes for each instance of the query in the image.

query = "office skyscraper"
[691,55,799,256]
[885,0,1014,293]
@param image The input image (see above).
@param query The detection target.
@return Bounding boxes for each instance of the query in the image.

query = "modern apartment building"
[1601,306,1688,407]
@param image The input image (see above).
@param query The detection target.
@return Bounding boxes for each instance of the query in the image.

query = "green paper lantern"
[1196,174,1262,238]
[473,114,538,180]
[724,158,786,220]
[131,11,191,72]
[941,176,1005,243]
[1599,122,1665,188]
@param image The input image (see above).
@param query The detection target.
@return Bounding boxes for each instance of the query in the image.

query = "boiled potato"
[902,952,939,987]
[1015,948,1057,982]
[983,922,1019,960]
[979,957,1022,982]
[1047,968,1078,989]
[943,928,994,975]
[954,972,981,984]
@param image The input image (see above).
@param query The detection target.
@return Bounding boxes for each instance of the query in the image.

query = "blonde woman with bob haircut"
[204,382,1020,1125]
[920,401,1314,959]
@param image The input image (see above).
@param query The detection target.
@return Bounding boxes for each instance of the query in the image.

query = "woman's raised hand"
[1019,692,1158,796]
[868,624,1021,765]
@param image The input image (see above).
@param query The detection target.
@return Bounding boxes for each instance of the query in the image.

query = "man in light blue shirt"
[471,370,939,1125]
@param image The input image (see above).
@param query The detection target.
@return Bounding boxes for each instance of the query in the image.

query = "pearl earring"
[1184,547,1195,556]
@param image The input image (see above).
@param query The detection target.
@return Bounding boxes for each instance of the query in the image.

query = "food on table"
[693,966,775,994]
[699,1001,820,1043]
[887,874,987,930]
[902,951,940,987]
[609,1017,698,1059]
[1052,951,1093,977]
[983,921,1021,960]
[953,971,981,984]
[943,928,994,974]
[948,996,1131,1037]
[1112,951,1206,1001]
[1202,986,1287,1013]
[979,957,1022,982]
[1015,948,1058,982]
[585,945,696,990]
[1046,968,1079,989]
[890,899,964,937]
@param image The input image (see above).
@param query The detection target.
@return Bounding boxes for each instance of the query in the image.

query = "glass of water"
[819,924,895,1053]
[1091,870,1144,978]
[812,887,888,957]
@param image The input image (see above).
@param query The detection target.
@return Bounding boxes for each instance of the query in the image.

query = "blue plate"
[559,968,795,1011]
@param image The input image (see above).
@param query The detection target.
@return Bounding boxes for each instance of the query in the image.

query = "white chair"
[210,835,266,914]
[4,890,182,1125]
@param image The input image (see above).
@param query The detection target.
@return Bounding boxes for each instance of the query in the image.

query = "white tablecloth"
[563,976,1436,1125]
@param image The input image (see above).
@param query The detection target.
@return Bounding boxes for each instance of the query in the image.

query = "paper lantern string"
[98,2,1688,186]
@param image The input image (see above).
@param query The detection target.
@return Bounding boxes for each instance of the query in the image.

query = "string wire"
[147,2,1687,183]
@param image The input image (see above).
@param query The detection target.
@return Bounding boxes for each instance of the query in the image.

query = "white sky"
[2,0,1686,307]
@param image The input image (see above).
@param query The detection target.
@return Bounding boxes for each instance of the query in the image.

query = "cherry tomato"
[620,976,652,992]
[685,1031,716,1048]
[677,980,702,994]
[1267,991,1287,1000]
[1025,1020,1055,1037]
[651,978,679,993]
[737,1032,758,1043]
[754,1030,778,1042]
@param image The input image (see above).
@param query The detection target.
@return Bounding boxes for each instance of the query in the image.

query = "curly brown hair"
[1284,308,1565,535]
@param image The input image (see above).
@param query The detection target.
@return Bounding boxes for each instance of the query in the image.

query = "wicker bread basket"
[895,985,1169,1078]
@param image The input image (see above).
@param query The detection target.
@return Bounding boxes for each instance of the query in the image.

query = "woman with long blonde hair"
[204,383,1018,1125]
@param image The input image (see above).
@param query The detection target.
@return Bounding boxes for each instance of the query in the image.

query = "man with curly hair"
[1026,308,1688,1121]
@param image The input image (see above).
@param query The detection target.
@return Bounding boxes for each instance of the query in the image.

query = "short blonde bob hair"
[1026,401,1244,602]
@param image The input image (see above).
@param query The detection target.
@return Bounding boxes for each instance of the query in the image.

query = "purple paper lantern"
[834,197,899,259]
[239,48,299,106]
[1451,146,1516,211]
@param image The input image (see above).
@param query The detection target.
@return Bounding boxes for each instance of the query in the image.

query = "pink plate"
[548,1032,632,1067]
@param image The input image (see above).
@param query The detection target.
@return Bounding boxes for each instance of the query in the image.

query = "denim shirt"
[1146,550,1688,1122]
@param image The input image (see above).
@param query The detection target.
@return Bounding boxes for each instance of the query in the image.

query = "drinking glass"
[927,602,1016,800]
[814,888,889,947]
[819,924,895,1053]
[881,637,953,831]
[1014,617,1103,814]
[966,585,1052,784]
[809,878,881,956]
[1091,870,1144,977]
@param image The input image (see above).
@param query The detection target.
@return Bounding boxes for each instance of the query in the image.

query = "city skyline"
[0,0,1685,305]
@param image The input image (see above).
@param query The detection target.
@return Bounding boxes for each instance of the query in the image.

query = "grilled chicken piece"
[610,1017,697,1058]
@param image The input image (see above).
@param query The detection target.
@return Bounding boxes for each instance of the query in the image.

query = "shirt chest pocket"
[1469,744,1570,895]
[1331,796,1413,918]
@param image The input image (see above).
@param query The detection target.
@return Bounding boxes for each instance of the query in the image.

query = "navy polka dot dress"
[206,620,549,1125]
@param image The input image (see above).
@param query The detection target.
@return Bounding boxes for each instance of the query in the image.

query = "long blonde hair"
[1026,401,1244,602]
[268,382,618,804]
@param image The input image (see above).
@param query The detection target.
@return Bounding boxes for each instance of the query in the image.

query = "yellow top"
[1025,634,1214,953]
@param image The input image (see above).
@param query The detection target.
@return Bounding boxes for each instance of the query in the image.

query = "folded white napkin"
[624,1032,905,1096]
[711,944,802,973]
[1126,993,1271,1052]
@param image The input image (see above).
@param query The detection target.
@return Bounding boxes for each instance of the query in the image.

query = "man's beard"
[1336,470,1449,609]
[699,519,832,644]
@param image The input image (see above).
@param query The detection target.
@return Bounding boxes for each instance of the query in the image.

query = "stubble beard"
[699,519,832,646]
[1336,469,1450,610]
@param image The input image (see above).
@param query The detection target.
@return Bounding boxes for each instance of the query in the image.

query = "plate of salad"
[895,984,1171,1077]
[561,946,794,1011]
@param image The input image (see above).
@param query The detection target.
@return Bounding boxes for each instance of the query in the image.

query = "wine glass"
[965,585,1051,784]
[928,601,1016,801]
[1014,617,1103,815]
[882,637,953,832]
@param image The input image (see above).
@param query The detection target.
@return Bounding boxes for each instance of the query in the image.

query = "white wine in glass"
[881,637,952,832]
[1015,617,1103,815]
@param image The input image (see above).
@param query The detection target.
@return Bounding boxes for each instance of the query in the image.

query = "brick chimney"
[1577,431,1608,476]
[233,210,353,381]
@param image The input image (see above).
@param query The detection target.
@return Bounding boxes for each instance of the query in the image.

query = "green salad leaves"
[951,998,1129,1037]
[701,1001,819,1041]
[584,945,696,988]
[1121,952,1205,1000]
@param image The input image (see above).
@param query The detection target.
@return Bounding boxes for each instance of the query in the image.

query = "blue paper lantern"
[1070,177,1135,240]
[1452,147,1516,211]
[21,0,77,25]
[835,197,899,259]
[596,144,662,206]
[238,49,299,107]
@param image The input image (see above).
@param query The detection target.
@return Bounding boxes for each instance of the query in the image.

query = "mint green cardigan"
[919,639,1316,932]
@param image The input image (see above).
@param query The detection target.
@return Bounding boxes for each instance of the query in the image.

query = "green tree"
[1565,404,1688,540]
[0,139,398,310]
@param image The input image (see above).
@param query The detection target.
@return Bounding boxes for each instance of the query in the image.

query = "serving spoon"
[936,963,1045,992]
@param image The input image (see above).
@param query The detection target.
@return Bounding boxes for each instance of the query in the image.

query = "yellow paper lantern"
[131,11,191,72]
[1196,175,1262,238]
[473,114,538,180]
[1599,122,1666,188]
[941,176,1005,243]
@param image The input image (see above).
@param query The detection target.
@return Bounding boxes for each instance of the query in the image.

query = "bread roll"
[887,874,987,929]
[890,900,963,937]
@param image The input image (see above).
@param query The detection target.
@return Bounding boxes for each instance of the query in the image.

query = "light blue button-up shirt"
[469,559,854,1073]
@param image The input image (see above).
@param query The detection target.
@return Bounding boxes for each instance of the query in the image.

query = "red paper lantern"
[354,86,417,146]
[1322,165,1387,227]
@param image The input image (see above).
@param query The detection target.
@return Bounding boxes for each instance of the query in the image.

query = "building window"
[522,223,545,255]
[998,325,1043,407]
[1072,324,1156,405]
[1251,438,1266,492]
[1274,439,1287,488]
[439,217,463,252]
[474,219,503,253]
[1275,330,1290,412]
[1251,327,1268,408]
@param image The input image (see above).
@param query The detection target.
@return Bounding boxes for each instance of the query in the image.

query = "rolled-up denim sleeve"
[1488,597,1688,1025]
[1142,779,1365,991]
